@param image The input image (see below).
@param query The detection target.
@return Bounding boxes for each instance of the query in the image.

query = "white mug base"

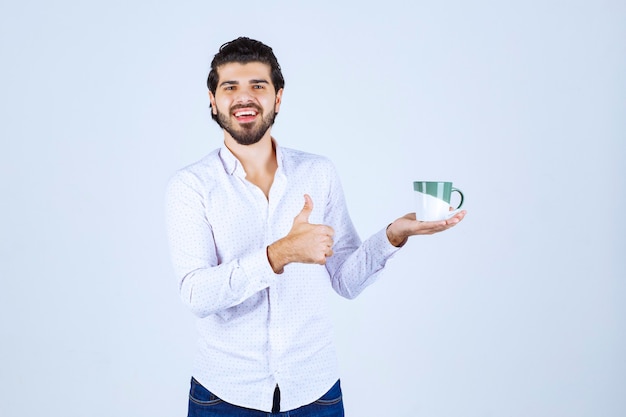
[414,192,453,221]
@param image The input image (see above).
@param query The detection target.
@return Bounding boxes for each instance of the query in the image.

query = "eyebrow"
[219,79,270,88]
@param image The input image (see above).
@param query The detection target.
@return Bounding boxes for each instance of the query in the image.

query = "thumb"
[294,194,313,223]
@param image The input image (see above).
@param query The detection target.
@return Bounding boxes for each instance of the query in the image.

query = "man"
[166,37,465,417]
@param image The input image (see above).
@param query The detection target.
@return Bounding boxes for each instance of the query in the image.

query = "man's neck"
[224,133,276,173]
[224,133,278,198]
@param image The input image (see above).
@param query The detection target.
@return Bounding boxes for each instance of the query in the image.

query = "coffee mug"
[413,181,464,221]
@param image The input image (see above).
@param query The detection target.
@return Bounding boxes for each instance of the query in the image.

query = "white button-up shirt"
[165,142,400,412]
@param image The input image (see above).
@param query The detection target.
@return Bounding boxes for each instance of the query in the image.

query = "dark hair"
[207,36,284,98]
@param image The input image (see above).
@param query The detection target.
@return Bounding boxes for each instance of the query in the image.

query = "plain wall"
[1,1,624,416]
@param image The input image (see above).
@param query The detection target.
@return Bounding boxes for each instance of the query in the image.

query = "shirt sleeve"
[322,162,401,299]
[165,171,278,319]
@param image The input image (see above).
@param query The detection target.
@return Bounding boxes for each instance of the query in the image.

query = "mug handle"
[451,188,464,209]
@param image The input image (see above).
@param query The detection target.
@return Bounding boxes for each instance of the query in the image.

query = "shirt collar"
[219,143,242,176]
[218,139,284,178]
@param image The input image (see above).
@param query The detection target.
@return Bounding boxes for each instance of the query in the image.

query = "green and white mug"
[413,181,464,221]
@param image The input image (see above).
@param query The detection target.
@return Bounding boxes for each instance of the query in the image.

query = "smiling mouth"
[233,109,259,122]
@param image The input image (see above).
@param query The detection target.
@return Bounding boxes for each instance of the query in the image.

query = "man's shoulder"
[180,148,222,172]
[167,148,222,189]
[281,146,335,170]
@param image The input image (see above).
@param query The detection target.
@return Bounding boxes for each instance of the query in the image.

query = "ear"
[274,88,283,113]
[208,91,217,115]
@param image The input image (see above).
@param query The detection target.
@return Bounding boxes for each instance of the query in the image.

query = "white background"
[1,1,624,416]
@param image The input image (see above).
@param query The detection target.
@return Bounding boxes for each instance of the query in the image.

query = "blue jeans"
[187,378,344,417]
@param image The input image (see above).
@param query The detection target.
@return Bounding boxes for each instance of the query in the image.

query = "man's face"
[209,62,282,146]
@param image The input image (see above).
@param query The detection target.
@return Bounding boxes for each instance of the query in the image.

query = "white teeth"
[235,111,256,117]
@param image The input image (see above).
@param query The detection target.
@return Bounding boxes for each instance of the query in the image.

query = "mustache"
[230,103,262,113]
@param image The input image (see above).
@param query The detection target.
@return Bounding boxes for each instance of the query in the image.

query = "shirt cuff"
[368,227,403,260]
[238,246,280,288]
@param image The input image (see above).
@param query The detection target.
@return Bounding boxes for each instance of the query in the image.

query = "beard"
[216,103,277,146]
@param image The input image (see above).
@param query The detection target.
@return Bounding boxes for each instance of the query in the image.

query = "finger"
[417,220,446,229]
[294,194,313,223]
[446,210,466,225]
[413,221,446,235]
[446,217,460,226]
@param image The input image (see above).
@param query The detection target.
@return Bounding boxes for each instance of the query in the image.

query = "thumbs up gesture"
[267,194,335,274]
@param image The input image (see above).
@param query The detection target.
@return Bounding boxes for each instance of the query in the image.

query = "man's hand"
[386,210,467,247]
[267,194,335,273]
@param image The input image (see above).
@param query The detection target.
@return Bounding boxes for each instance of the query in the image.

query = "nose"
[233,89,255,104]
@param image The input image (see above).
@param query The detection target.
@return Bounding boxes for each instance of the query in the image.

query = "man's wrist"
[267,241,287,274]
[386,223,408,247]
